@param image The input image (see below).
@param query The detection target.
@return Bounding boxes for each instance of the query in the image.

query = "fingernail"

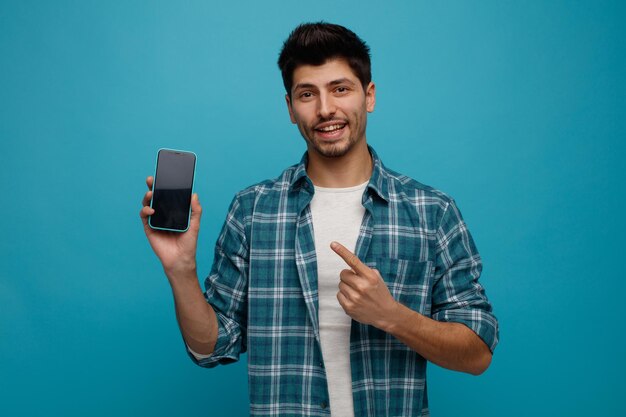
[330,241,338,249]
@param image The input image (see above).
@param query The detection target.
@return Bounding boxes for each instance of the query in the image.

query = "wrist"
[380,301,426,336]
[164,263,198,284]
[377,301,405,334]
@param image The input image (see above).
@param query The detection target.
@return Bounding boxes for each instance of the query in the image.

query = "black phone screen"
[149,149,196,232]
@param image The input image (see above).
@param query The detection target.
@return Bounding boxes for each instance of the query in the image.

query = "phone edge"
[148,148,197,233]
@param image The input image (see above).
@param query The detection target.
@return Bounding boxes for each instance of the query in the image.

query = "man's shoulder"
[228,159,458,218]
[231,162,301,204]
[383,165,454,208]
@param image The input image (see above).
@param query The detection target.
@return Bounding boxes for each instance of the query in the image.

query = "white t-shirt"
[309,181,367,417]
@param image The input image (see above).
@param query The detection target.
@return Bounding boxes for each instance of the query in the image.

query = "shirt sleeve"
[187,343,212,360]
[187,193,249,368]
[431,199,499,353]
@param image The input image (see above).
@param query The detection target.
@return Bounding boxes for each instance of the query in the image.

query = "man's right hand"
[139,176,218,356]
[139,176,202,280]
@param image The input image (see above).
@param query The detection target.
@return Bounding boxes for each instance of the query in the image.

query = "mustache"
[312,118,348,129]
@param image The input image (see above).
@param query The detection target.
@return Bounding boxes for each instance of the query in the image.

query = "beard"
[297,118,364,158]
[305,135,357,158]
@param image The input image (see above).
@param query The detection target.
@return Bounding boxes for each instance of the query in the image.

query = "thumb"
[190,193,202,223]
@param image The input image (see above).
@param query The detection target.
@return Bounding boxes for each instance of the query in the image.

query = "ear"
[365,82,376,113]
[285,94,297,124]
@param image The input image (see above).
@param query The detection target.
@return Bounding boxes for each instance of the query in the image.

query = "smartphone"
[148,149,197,232]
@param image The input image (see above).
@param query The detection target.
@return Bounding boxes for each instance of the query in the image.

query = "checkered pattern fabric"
[190,146,499,416]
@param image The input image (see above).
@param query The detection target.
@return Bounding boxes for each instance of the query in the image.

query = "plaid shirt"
[190,146,499,417]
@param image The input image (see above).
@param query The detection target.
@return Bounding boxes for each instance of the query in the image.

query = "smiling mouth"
[314,121,348,139]
[316,124,346,133]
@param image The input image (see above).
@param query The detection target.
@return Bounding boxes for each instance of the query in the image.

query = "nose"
[317,92,336,119]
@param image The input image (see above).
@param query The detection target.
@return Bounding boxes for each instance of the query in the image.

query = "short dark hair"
[277,22,371,96]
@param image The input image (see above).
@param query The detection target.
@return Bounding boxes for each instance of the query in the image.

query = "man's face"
[286,59,376,158]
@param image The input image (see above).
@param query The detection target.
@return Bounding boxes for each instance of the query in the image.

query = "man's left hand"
[331,241,400,330]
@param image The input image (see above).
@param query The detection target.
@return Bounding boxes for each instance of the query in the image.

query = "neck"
[306,140,373,188]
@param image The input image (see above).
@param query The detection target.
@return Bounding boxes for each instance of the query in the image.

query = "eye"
[335,86,350,94]
[299,91,314,100]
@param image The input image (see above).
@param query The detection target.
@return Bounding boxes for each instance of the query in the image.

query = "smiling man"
[141,22,499,417]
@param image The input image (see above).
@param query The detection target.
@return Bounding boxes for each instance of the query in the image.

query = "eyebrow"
[328,78,356,87]
[293,77,357,92]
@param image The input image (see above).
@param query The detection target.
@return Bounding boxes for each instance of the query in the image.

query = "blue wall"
[1,1,624,416]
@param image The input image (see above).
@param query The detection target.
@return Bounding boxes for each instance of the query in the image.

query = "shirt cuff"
[187,344,212,360]
[185,310,243,368]
[432,309,499,353]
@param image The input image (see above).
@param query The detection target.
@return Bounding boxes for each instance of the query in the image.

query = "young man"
[140,22,498,417]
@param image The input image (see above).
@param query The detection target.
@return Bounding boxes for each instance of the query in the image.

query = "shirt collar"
[289,145,390,203]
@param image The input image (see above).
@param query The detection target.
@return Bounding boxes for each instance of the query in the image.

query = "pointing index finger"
[330,241,369,275]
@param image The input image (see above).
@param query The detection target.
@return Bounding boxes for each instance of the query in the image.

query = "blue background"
[1,1,624,416]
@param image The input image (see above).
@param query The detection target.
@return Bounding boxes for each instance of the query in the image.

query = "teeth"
[319,124,344,132]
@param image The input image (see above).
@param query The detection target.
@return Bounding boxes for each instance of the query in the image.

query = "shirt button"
[320,402,327,409]
[319,362,324,368]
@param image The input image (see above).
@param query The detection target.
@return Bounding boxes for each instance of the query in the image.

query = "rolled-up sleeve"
[431,199,499,353]
[187,194,249,368]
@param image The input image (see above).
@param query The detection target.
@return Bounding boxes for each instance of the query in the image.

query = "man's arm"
[169,269,219,356]
[140,176,218,355]
[379,303,492,375]
[331,239,495,376]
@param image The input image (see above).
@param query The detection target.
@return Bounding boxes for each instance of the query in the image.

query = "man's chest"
[246,197,437,322]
